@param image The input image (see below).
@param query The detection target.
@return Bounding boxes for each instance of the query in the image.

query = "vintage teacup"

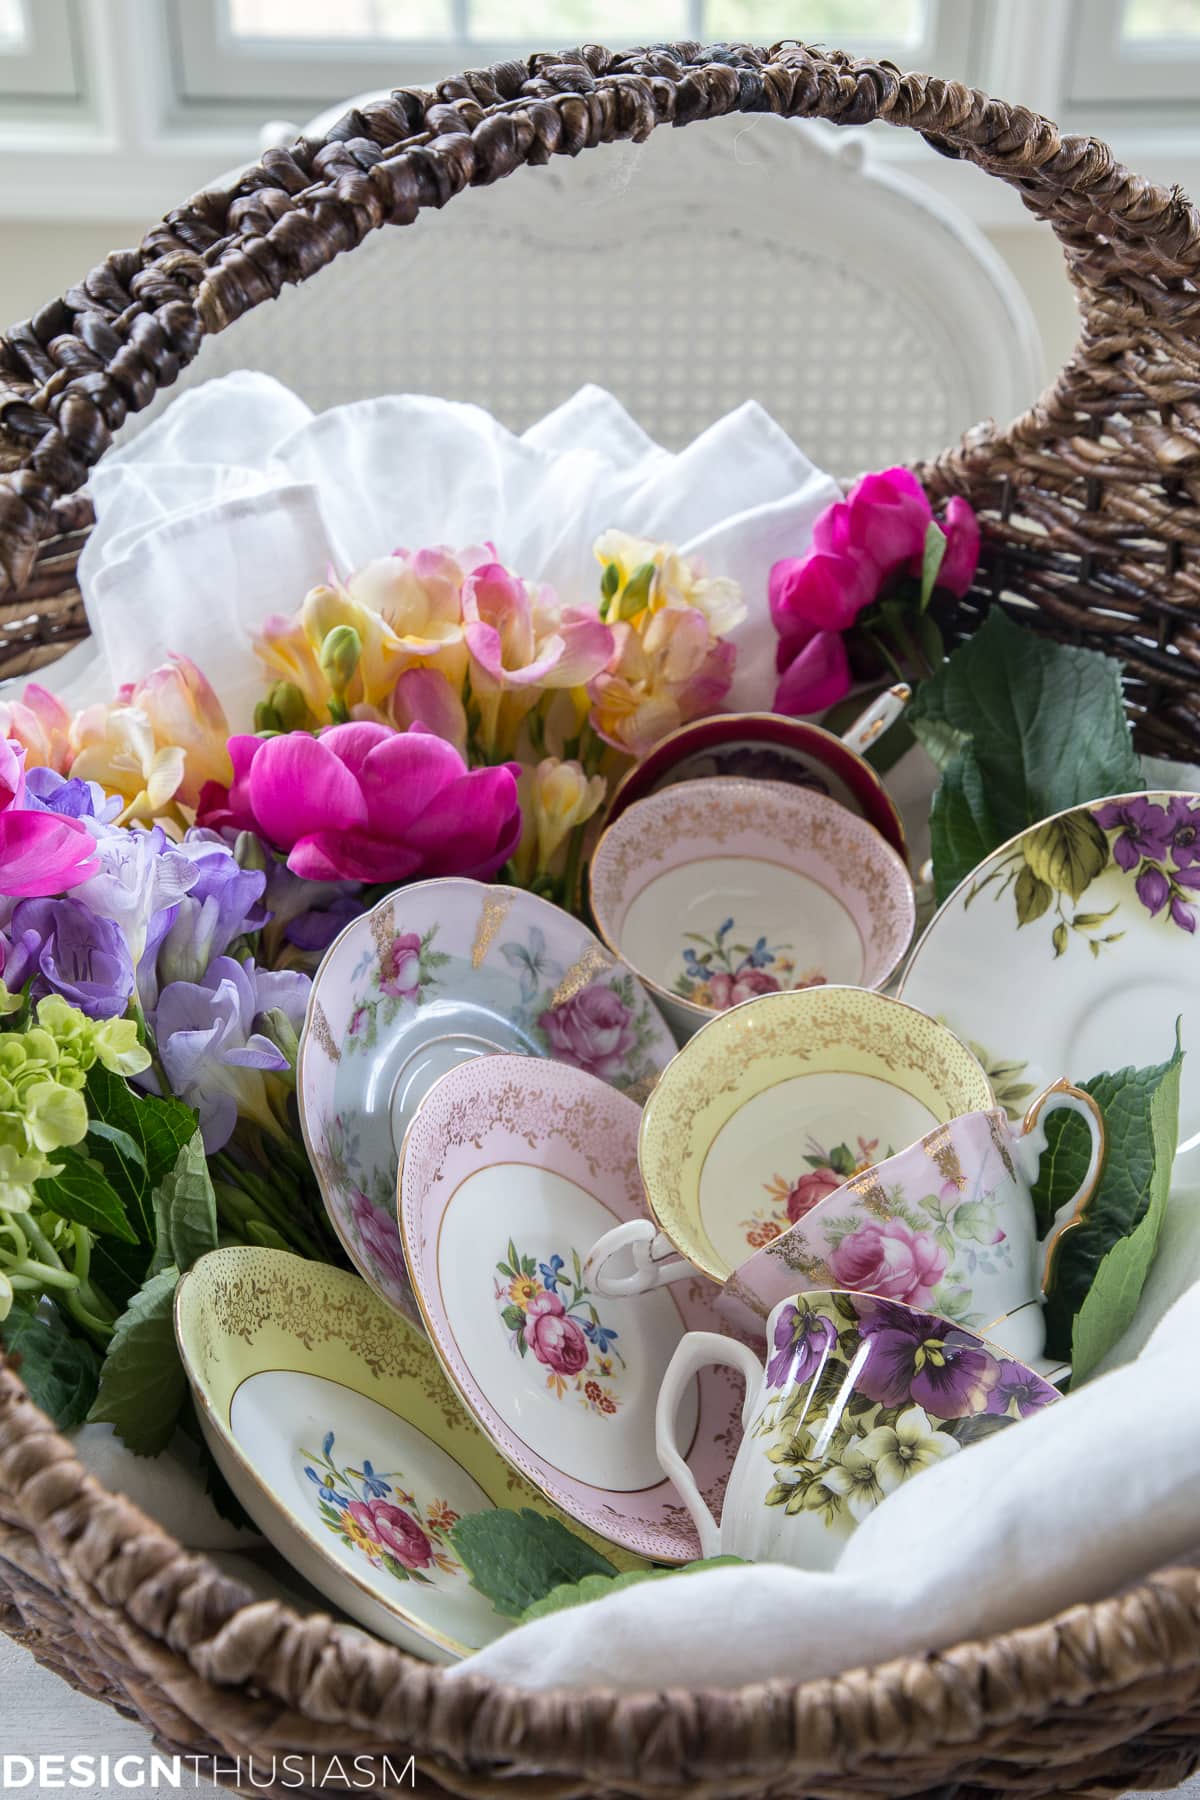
[656,1289,1061,1570]
[585,986,993,1296]
[718,1079,1104,1366]
[588,777,914,1042]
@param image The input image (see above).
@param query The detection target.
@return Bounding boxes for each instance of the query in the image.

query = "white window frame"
[0,0,83,105]
[1066,0,1200,107]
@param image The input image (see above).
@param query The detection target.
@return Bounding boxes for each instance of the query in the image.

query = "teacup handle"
[655,1331,764,1558]
[584,1220,696,1298]
[1011,1078,1106,1291]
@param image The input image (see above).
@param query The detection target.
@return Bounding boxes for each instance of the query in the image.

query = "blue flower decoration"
[360,1458,391,1498]
[682,948,710,973]
[747,935,772,969]
[322,1430,335,1457]
[717,917,735,940]
[304,1466,349,1507]
[539,1254,565,1291]
[583,1319,620,1353]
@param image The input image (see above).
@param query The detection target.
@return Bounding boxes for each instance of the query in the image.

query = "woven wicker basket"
[3,39,1200,1800]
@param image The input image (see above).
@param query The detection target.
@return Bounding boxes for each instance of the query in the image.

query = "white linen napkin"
[448,1246,1200,1691]
[60,372,842,727]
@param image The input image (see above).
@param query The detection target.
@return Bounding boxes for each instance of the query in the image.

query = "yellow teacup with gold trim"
[585,987,995,1301]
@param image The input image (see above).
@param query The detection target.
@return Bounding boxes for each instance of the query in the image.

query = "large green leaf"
[519,1557,745,1623]
[83,1067,197,1243]
[1036,1031,1183,1368]
[88,1265,186,1455]
[149,1133,219,1277]
[448,1508,618,1618]
[34,1145,139,1244]
[910,609,1143,899]
[1,1305,100,1430]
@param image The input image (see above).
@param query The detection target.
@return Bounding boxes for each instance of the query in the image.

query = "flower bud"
[257,1006,301,1070]
[234,830,269,873]
[319,625,363,697]
[269,680,312,733]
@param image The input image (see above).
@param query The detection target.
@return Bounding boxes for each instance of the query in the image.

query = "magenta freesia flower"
[198,722,522,884]
[462,563,614,692]
[769,469,980,715]
[0,736,99,899]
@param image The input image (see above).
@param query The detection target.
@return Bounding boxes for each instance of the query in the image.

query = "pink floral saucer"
[297,879,675,1326]
[398,1054,752,1561]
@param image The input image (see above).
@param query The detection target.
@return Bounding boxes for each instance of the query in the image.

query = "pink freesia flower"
[0,737,98,898]
[0,685,73,774]
[462,562,614,756]
[770,468,980,716]
[197,722,521,884]
[829,1218,948,1308]
[128,653,233,807]
[387,666,469,757]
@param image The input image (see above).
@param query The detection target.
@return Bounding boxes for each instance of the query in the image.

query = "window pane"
[469,1,686,37]
[226,0,453,41]
[1122,0,1200,38]
[705,0,925,42]
[0,0,27,51]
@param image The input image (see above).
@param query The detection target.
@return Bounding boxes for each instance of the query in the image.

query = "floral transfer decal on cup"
[673,915,825,1010]
[301,1431,462,1585]
[756,1293,1055,1527]
[347,925,450,1053]
[740,1133,887,1250]
[496,1240,624,1414]
[969,792,1200,956]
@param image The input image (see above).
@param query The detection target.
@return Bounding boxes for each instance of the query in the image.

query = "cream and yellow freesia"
[587,606,736,760]
[68,703,187,828]
[513,756,607,885]
[594,529,746,636]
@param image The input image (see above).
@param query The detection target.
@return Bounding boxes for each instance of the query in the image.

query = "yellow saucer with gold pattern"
[611,986,993,1291]
[175,1247,644,1664]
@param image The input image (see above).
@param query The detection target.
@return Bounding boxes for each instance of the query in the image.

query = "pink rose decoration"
[786,1166,843,1223]
[0,736,98,899]
[350,1188,409,1296]
[347,1498,433,1569]
[523,1288,589,1375]
[829,1218,948,1307]
[380,931,422,1001]
[770,469,980,716]
[704,967,781,1010]
[537,984,637,1082]
[198,722,521,884]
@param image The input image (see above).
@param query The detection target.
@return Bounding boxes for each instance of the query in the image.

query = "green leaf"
[519,1556,744,1624]
[84,1067,198,1243]
[87,1266,186,1456]
[1067,1035,1183,1381]
[909,609,1142,900]
[86,1120,147,1169]
[1023,812,1110,901]
[0,1306,100,1430]
[1014,861,1053,927]
[34,1145,139,1244]
[919,520,947,610]
[1037,1031,1184,1367]
[149,1133,219,1277]
[500,1304,525,1333]
[448,1507,617,1618]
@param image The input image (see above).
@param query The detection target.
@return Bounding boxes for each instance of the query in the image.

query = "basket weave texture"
[2,38,1200,1799]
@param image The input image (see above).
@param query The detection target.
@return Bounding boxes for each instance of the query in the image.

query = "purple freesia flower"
[152,832,269,994]
[766,1301,838,1389]
[154,955,310,1152]
[255,844,363,962]
[1,896,133,1019]
[72,826,198,967]
[23,765,122,836]
[856,1305,1000,1418]
[985,1360,1058,1419]
[1093,797,1169,872]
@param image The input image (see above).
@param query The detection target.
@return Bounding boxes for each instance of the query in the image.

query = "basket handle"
[1,39,1196,596]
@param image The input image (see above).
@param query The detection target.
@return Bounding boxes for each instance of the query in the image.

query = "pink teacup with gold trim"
[718,1080,1104,1368]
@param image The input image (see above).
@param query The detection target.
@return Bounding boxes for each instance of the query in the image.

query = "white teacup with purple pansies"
[718,1078,1104,1369]
[297,878,675,1325]
[656,1290,1060,1571]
